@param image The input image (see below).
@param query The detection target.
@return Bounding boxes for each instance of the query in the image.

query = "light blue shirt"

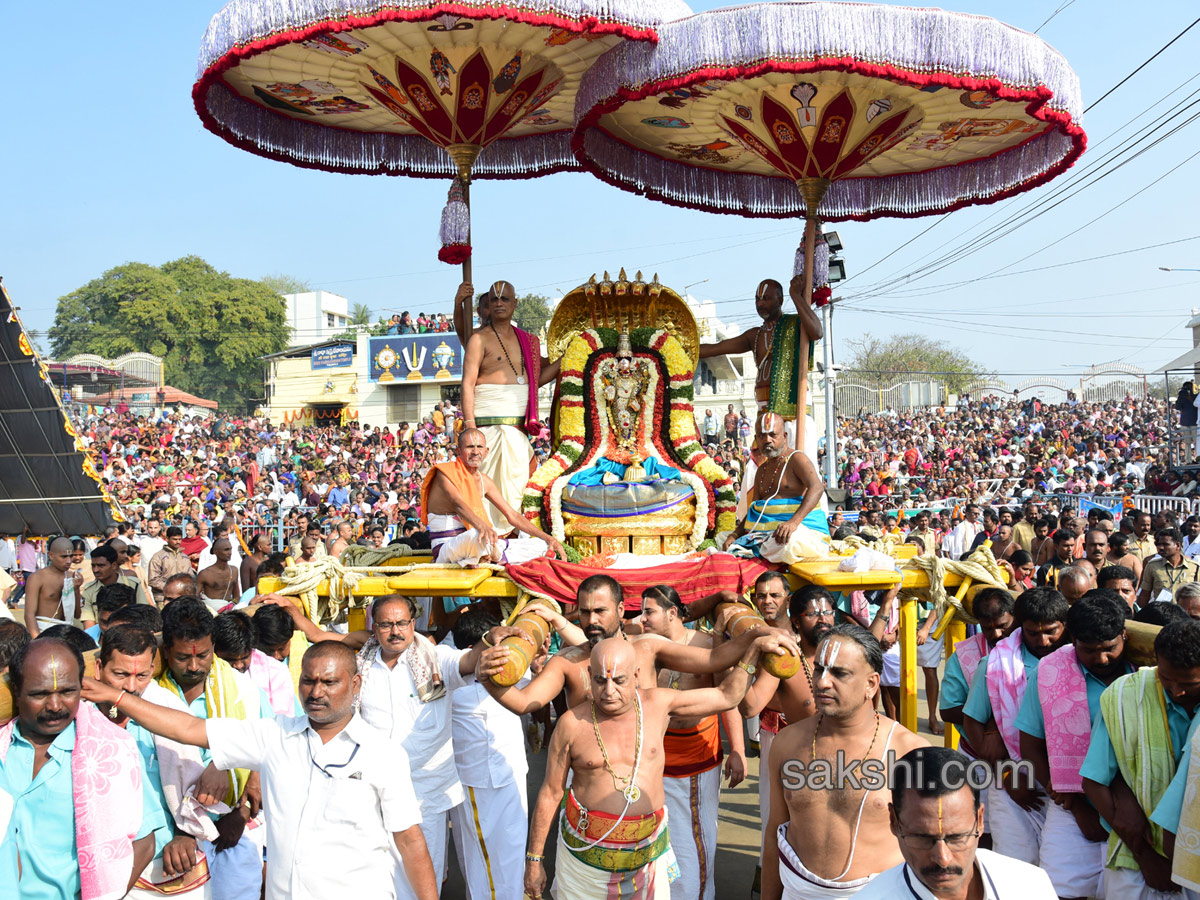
[962,642,1040,725]
[126,720,181,859]
[0,784,17,894]
[1015,657,1132,739]
[939,652,970,712]
[0,721,165,900]
[1079,678,1195,789]
[1150,713,1200,833]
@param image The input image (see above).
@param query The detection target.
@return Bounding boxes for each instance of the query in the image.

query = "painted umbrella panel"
[194,0,692,179]
[572,1,1086,219]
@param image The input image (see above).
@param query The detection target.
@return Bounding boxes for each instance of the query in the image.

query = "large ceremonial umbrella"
[572,1,1086,445]
[194,0,690,280]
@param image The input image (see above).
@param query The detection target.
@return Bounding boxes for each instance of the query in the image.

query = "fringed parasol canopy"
[572,1,1086,220]
[194,0,693,180]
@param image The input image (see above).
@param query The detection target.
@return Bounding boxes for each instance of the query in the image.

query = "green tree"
[513,293,553,335]
[349,302,373,326]
[50,256,290,411]
[260,273,311,295]
[844,333,985,393]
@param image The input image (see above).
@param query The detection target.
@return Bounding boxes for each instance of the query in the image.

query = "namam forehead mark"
[816,637,841,668]
[755,280,779,301]
[757,411,781,433]
[491,280,515,299]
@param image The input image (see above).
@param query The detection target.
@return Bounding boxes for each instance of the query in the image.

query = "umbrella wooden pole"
[794,178,831,454]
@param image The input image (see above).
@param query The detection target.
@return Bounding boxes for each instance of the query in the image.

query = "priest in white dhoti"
[856,746,1056,900]
[445,608,531,900]
[418,428,564,567]
[461,280,560,534]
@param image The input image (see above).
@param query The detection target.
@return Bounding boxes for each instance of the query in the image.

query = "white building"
[283,291,352,348]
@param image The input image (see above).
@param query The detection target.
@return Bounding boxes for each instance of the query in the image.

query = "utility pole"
[822,300,838,488]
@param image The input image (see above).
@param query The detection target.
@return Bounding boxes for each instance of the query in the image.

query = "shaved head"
[458,427,486,447]
[49,537,73,554]
[457,428,488,471]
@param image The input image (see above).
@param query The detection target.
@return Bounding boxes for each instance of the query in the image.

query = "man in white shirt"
[83,641,439,900]
[857,746,1056,900]
[941,504,981,561]
[138,519,167,565]
[355,595,487,900]
[445,608,530,900]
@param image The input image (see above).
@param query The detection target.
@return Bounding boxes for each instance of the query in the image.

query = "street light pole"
[822,300,837,488]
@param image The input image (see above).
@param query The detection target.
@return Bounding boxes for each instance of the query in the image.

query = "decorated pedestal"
[523,270,736,554]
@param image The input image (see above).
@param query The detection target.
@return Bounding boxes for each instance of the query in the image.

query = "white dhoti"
[986,783,1046,865]
[1103,867,1200,900]
[432,524,549,567]
[474,383,534,533]
[201,833,262,900]
[1039,800,1105,898]
[395,808,449,900]
[776,824,876,898]
[916,615,943,668]
[758,728,777,855]
[663,768,721,900]
[450,781,528,900]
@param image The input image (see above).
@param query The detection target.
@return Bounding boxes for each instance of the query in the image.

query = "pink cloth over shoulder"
[985,630,1028,760]
[0,701,143,900]
[513,327,542,433]
[248,648,297,716]
[1036,644,1092,793]
[954,632,988,691]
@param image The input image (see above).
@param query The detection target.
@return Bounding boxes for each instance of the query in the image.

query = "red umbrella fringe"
[438,243,472,264]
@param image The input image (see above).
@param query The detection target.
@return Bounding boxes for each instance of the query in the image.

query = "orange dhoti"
[663,716,722,900]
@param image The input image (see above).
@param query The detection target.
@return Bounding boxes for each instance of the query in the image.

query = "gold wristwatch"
[737,660,757,675]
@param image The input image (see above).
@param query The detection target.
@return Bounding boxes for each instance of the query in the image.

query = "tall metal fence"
[833,364,1148,413]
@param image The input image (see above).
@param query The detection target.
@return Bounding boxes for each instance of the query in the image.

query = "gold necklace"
[489,323,526,385]
[591,691,643,803]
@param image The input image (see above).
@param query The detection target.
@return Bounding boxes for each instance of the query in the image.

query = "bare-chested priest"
[459,280,562,533]
[763,624,925,899]
[24,536,83,635]
[420,427,564,565]
[196,538,240,613]
[478,575,799,718]
[699,277,823,461]
[524,634,779,900]
[722,412,828,562]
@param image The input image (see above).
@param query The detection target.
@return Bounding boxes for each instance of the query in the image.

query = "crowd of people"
[386,312,454,334]
[7,283,1200,900]
[827,393,1178,511]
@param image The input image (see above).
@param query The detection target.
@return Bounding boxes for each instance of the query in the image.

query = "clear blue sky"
[4,1,1199,380]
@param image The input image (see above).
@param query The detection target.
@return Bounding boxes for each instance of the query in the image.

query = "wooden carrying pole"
[793,178,831,453]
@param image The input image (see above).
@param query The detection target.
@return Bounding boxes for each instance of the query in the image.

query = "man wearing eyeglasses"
[856,746,1056,899]
[81,641,439,900]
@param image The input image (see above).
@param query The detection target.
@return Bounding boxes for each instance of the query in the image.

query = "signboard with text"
[368,334,463,383]
[311,344,354,370]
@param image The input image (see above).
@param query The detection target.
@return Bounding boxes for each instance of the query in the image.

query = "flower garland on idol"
[523,327,737,543]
